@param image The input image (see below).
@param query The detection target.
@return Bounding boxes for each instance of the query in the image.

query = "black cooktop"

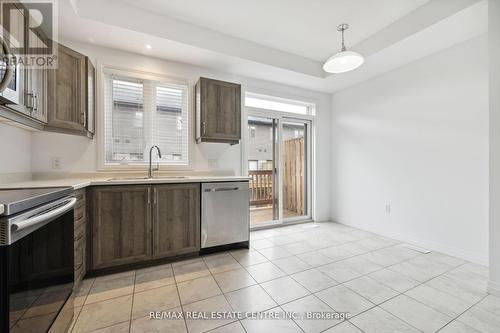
[0,187,73,216]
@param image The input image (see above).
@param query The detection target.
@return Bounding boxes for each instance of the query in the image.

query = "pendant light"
[323,23,364,74]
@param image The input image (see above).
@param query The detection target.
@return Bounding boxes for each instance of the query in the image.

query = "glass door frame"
[281,117,312,224]
[244,107,314,229]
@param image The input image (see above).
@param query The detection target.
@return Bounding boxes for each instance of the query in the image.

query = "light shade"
[323,50,364,74]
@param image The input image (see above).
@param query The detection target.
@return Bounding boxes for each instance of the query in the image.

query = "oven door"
[0,198,76,333]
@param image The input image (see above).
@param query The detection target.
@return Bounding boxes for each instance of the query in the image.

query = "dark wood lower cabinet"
[153,183,200,258]
[74,189,87,286]
[89,185,152,270]
[88,183,201,272]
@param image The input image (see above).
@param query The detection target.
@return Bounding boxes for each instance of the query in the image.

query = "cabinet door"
[47,44,86,132]
[86,58,95,135]
[26,18,48,123]
[90,186,152,269]
[201,78,241,142]
[153,183,200,258]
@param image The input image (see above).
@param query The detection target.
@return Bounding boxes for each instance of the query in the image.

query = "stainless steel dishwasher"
[201,182,249,250]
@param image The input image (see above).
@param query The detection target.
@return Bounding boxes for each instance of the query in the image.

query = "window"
[245,92,315,115]
[103,70,189,167]
[249,126,256,140]
[248,160,258,171]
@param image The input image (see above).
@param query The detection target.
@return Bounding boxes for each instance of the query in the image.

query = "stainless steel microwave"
[0,36,21,105]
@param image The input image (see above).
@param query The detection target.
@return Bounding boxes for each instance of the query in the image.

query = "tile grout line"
[252,225,478,332]
[226,249,306,332]
[127,270,137,333]
[241,225,490,332]
[171,267,190,333]
[434,294,488,332]
[76,223,489,333]
[201,254,240,333]
[70,277,96,332]
[351,261,480,332]
[314,247,486,332]
[230,248,350,333]
[221,230,427,333]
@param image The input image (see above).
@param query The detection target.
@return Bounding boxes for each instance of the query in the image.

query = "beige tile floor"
[68,222,500,333]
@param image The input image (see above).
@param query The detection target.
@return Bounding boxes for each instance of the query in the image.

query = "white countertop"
[0,176,250,190]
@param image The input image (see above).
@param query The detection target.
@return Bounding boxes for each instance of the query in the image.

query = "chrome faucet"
[148,145,162,178]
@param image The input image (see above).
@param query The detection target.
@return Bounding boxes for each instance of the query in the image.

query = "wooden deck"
[250,206,301,227]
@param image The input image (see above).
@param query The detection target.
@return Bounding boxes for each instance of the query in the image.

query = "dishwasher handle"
[204,187,240,192]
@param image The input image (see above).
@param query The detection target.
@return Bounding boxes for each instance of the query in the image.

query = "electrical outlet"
[51,157,61,170]
[385,204,391,214]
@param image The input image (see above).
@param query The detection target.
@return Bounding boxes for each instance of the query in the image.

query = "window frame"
[245,92,316,116]
[96,63,194,171]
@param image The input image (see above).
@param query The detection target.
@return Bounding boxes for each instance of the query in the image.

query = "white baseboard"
[332,220,489,265]
[488,280,500,296]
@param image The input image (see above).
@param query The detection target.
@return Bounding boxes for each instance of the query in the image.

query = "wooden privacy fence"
[249,137,305,215]
[249,170,273,206]
[283,137,305,215]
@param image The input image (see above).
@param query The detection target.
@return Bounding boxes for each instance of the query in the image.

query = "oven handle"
[0,35,15,92]
[11,198,77,232]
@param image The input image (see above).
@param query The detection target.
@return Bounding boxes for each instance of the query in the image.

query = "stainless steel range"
[0,187,76,333]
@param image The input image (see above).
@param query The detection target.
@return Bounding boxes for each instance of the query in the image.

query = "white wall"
[331,35,489,264]
[30,41,332,221]
[489,0,500,295]
[0,123,32,174]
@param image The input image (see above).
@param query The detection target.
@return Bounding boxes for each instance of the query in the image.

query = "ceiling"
[116,0,429,62]
[62,0,487,93]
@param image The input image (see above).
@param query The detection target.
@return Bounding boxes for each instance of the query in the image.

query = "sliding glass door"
[247,114,311,228]
[247,116,280,227]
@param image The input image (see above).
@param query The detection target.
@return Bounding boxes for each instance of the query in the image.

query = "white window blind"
[103,71,189,166]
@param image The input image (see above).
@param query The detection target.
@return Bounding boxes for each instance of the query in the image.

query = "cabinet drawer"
[75,262,84,285]
[74,221,86,285]
[74,204,86,224]
[74,239,84,269]
[74,189,86,206]
[74,224,85,269]
[74,221,85,242]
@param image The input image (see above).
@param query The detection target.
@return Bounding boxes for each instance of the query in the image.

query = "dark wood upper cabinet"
[195,77,241,144]
[152,183,200,259]
[0,4,94,134]
[89,186,152,270]
[0,3,48,127]
[46,44,95,138]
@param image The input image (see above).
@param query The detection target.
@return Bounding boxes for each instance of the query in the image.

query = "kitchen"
[0,0,499,332]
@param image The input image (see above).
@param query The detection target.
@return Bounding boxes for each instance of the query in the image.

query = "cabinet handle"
[147,188,151,205]
[33,94,38,112]
[204,187,239,192]
[26,92,34,110]
[154,188,157,204]
[202,121,206,135]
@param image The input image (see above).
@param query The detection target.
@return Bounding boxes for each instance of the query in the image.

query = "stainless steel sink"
[106,177,149,181]
[107,176,189,181]
[155,176,189,180]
